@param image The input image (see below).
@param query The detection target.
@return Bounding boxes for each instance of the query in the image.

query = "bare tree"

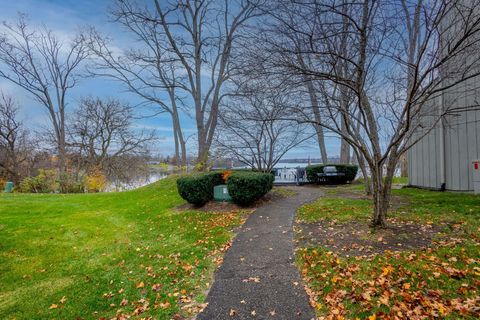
[0,92,32,184]
[266,0,480,227]
[237,4,334,164]
[153,0,264,169]
[297,54,329,164]
[216,81,312,172]
[68,97,156,180]
[0,15,88,191]
[86,0,188,165]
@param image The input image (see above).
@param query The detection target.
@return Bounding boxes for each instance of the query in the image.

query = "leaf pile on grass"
[295,186,480,319]
[299,246,479,319]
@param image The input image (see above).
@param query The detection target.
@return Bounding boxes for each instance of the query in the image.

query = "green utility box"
[213,184,232,202]
[4,181,14,193]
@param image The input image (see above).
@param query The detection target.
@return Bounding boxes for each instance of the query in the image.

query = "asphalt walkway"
[197,187,322,320]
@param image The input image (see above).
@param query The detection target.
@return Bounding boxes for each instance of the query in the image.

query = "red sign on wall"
[474,162,479,170]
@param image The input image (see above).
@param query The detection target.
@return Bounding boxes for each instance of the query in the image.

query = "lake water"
[274,162,321,168]
[106,172,167,192]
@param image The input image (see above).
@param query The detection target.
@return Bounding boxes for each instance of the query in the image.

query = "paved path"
[197,187,322,320]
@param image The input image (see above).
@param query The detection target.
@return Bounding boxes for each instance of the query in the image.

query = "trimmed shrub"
[306,164,358,184]
[177,172,223,206]
[18,169,59,193]
[227,171,274,205]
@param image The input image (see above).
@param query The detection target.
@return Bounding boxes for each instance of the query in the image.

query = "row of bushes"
[306,164,358,184]
[177,171,274,206]
[16,169,107,193]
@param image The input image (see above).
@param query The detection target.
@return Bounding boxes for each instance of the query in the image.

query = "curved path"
[197,187,322,320]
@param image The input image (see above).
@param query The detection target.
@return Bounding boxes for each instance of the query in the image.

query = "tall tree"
[217,80,311,172]
[87,0,188,165]
[0,16,88,191]
[68,97,155,181]
[153,0,264,168]
[0,92,32,184]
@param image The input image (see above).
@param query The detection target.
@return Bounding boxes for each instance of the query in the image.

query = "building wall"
[408,1,480,191]
[408,99,442,190]
[408,78,480,191]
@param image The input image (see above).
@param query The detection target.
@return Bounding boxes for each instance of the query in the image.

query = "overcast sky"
[0,0,342,159]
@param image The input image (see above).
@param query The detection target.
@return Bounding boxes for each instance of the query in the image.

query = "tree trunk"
[172,114,187,166]
[58,140,67,193]
[352,147,372,195]
[360,159,372,195]
[196,136,209,171]
[370,167,387,228]
[371,183,389,228]
[339,115,350,164]
[370,155,397,228]
[179,137,187,167]
[173,126,180,166]
[400,153,408,178]
[304,79,328,163]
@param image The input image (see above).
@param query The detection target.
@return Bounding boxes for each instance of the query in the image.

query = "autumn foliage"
[85,167,107,192]
[221,170,232,183]
[300,247,479,319]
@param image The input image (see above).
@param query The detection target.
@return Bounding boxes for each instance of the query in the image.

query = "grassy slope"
[297,186,480,319]
[0,177,245,319]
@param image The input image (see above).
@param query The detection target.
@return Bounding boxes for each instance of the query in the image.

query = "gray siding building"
[408,80,480,191]
[408,1,480,192]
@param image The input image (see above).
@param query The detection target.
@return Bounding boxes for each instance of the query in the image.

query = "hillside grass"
[0,177,246,319]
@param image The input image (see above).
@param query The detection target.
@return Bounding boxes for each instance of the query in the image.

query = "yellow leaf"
[382,265,394,276]
[136,281,145,288]
[49,304,58,309]
[368,315,376,320]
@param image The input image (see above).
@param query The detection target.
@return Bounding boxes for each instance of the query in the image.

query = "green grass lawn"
[297,186,480,319]
[0,177,246,319]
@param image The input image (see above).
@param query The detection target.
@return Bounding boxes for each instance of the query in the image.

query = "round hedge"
[176,172,223,206]
[305,164,358,184]
[227,171,274,205]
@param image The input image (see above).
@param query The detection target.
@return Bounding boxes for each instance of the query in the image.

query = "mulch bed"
[295,218,445,256]
[295,186,446,256]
